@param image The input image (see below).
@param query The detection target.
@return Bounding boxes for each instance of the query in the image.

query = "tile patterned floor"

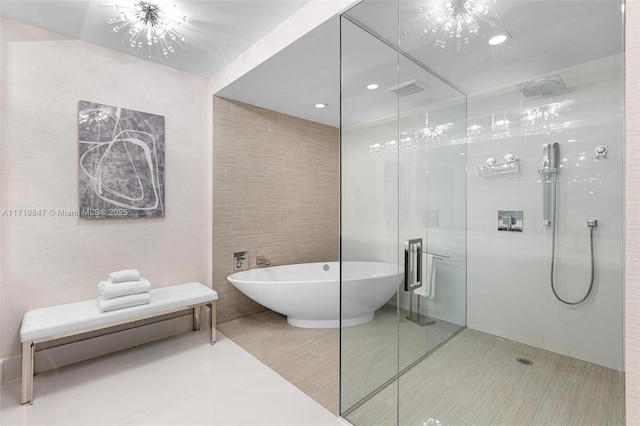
[2,306,622,426]
[341,305,464,411]
[218,310,340,414]
[219,306,463,415]
[345,328,626,426]
[220,309,625,426]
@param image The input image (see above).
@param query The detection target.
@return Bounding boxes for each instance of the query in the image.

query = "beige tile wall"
[212,97,339,323]
[626,1,640,423]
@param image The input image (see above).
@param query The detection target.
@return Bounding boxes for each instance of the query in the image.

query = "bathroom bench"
[19,281,217,405]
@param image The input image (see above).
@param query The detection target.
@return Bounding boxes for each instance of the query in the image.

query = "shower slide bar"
[539,142,560,226]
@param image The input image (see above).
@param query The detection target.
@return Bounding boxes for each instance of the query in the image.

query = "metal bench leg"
[21,341,34,405]
[192,306,201,331]
[209,302,217,345]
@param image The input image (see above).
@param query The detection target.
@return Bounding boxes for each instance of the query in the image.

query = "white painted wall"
[466,54,624,370]
[0,18,210,360]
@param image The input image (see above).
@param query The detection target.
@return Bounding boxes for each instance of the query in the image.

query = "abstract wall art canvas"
[78,100,165,219]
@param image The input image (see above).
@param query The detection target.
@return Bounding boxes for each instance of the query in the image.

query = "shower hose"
[549,173,596,305]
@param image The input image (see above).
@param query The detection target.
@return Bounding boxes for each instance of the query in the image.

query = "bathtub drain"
[323,264,330,271]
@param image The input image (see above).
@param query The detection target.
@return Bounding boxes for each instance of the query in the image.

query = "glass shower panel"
[397,58,468,426]
[341,0,624,424]
[397,52,468,373]
[340,3,468,423]
[397,54,429,372]
[339,14,400,422]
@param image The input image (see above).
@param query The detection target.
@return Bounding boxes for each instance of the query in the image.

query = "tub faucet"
[256,256,272,266]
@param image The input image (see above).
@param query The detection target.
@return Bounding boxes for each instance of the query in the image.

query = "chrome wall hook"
[595,145,608,158]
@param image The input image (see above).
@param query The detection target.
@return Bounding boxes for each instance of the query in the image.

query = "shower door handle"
[404,239,423,292]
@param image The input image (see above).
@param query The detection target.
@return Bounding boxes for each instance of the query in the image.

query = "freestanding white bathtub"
[227,261,402,328]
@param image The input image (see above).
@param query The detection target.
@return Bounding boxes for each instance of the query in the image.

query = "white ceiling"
[2,0,624,128]
[0,0,309,77]
[218,0,624,128]
[348,0,624,94]
[217,16,341,127]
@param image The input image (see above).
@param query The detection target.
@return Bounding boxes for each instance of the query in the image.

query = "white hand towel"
[414,253,436,298]
[427,254,437,300]
[98,293,151,313]
[99,278,151,300]
[108,269,140,283]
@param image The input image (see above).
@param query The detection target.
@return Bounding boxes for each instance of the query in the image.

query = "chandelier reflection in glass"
[520,100,573,135]
[369,124,452,156]
[491,118,511,139]
[466,123,486,142]
[418,124,451,144]
[369,140,399,156]
[103,1,191,58]
[421,0,499,51]
[369,136,418,154]
[521,105,559,135]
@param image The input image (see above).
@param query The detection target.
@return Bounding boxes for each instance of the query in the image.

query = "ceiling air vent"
[387,79,427,97]
[517,75,567,98]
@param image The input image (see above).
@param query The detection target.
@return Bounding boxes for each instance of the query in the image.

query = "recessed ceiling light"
[367,84,379,90]
[488,32,511,46]
[314,103,328,109]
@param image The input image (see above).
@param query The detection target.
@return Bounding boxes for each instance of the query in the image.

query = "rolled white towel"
[108,269,140,283]
[98,293,151,313]
[99,278,151,300]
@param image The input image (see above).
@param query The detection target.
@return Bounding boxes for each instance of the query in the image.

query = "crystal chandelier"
[421,0,499,51]
[103,1,191,58]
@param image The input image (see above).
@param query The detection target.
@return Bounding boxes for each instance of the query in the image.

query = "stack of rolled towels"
[98,269,151,313]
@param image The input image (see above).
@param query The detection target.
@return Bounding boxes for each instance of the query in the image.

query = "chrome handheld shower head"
[550,142,560,170]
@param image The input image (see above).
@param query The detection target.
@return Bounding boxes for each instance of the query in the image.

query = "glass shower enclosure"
[339,2,468,422]
[339,0,624,425]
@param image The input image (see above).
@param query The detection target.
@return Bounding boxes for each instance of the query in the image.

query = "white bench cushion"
[20,282,217,343]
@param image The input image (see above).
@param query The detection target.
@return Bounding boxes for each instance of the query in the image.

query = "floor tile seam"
[491,391,537,425]
[116,388,206,426]
[530,384,580,425]
[458,387,513,426]
[576,380,615,405]
[215,330,312,387]
[491,372,528,392]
